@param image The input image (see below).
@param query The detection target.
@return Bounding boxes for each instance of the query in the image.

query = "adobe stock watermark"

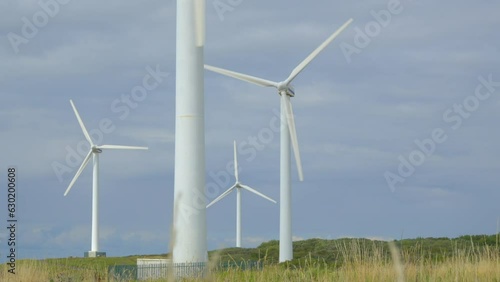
[340,0,408,64]
[51,65,170,182]
[212,0,243,21]
[385,74,500,192]
[178,108,284,222]
[7,0,72,54]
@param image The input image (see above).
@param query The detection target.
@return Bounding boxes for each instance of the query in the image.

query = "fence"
[108,261,263,281]
[214,261,263,271]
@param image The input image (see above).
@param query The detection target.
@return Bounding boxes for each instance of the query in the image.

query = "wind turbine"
[172,0,208,271]
[207,141,276,248]
[64,99,148,258]
[205,18,353,262]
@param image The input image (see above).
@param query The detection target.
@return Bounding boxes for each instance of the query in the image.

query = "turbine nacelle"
[277,83,295,97]
[92,146,103,154]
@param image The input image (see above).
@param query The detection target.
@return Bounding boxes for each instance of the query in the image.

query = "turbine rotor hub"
[277,82,295,97]
[92,146,102,153]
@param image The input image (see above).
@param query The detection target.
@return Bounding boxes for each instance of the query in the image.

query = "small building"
[137,258,171,280]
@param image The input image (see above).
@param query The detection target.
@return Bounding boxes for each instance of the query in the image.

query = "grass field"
[1,235,499,281]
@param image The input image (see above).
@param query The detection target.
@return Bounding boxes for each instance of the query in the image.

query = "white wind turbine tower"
[64,100,148,258]
[207,141,276,248]
[172,0,208,271]
[205,18,353,262]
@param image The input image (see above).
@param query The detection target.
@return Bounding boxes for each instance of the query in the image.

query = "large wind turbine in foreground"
[205,18,353,262]
[207,141,276,248]
[64,100,148,257]
[172,0,208,270]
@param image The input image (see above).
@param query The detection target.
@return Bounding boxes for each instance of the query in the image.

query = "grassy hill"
[211,234,500,266]
[34,234,499,267]
[1,234,498,281]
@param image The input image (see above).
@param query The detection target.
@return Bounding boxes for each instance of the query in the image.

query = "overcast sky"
[1,0,499,261]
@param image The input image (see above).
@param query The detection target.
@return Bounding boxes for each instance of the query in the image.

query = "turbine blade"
[70,100,93,146]
[285,18,353,85]
[284,95,304,181]
[98,145,149,150]
[240,184,277,204]
[205,65,279,88]
[207,184,237,208]
[64,150,93,196]
[233,140,239,182]
[194,0,205,47]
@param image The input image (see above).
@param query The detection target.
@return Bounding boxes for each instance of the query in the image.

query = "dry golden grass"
[1,239,499,281]
[0,259,107,282]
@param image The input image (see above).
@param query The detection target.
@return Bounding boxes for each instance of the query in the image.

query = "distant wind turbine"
[64,99,148,257]
[205,18,353,262]
[207,141,276,248]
